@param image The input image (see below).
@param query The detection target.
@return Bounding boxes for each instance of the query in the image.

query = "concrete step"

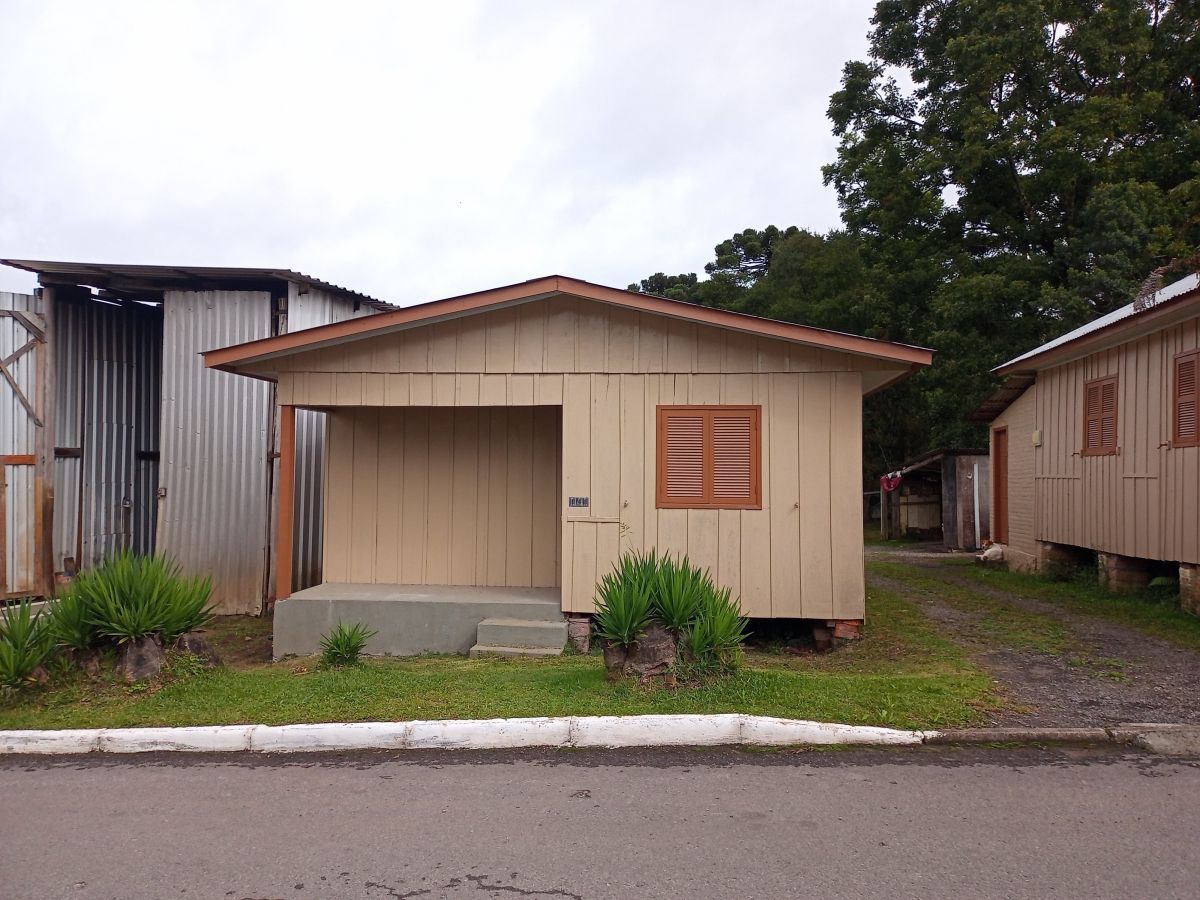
[468,644,564,659]
[476,617,568,651]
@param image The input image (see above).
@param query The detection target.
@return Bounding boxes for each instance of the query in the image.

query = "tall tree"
[825,0,1200,455]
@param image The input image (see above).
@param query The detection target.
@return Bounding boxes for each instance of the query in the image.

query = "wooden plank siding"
[284,295,875,618]
[269,296,898,380]
[1023,315,1200,566]
[324,407,562,588]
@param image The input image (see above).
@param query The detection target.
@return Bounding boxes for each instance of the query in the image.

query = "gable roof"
[994,273,1200,376]
[0,259,392,310]
[203,275,933,381]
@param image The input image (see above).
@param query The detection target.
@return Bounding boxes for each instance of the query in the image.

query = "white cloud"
[0,0,875,300]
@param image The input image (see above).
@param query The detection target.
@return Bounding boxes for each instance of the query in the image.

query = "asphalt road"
[3,745,1198,899]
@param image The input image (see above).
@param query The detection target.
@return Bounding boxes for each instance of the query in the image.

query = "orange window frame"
[1081,375,1118,456]
[656,405,762,510]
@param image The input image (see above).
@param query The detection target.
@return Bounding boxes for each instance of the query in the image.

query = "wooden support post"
[276,404,296,601]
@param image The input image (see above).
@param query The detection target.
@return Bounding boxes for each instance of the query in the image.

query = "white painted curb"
[0,714,929,755]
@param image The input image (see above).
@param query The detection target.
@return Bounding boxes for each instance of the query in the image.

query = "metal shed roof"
[995,273,1200,375]
[0,259,393,310]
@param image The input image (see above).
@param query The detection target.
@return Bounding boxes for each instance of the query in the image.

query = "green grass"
[867,559,1076,655]
[961,565,1200,651]
[863,525,922,548]
[0,587,994,732]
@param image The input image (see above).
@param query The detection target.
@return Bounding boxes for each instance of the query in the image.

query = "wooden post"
[276,404,296,601]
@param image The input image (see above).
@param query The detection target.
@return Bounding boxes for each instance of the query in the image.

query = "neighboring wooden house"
[0,261,388,611]
[975,273,1200,613]
[206,275,932,656]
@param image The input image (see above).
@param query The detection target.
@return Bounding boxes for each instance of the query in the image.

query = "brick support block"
[1181,564,1200,617]
[1097,553,1152,594]
[830,620,863,641]
[565,615,592,654]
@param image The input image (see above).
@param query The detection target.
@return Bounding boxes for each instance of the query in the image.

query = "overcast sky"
[0,1,876,302]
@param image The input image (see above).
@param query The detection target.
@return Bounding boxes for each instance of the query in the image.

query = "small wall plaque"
[568,496,589,508]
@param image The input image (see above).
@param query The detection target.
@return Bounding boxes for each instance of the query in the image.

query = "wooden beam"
[276,404,296,601]
[0,455,35,466]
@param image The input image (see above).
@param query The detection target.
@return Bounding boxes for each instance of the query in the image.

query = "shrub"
[157,573,215,644]
[593,556,655,649]
[319,622,377,667]
[74,552,214,644]
[44,590,98,651]
[595,550,749,674]
[652,554,706,634]
[0,600,54,688]
[683,585,749,673]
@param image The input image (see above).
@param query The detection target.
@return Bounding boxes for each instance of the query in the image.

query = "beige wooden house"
[977,273,1200,613]
[206,276,931,655]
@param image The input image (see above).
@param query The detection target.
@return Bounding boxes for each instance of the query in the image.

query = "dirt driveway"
[867,547,1200,727]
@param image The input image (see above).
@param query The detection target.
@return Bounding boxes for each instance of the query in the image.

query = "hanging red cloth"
[880,472,903,492]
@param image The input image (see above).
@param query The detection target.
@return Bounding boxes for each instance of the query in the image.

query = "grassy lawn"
[961,565,1200,652]
[0,589,994,732]
[867,558,1078,655]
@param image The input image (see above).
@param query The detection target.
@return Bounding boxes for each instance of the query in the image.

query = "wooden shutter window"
[1082,375,1118,456]
[657,405,761,509]
[1176,351,1199,448]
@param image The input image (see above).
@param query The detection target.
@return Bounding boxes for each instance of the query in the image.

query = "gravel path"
[868,551,1200,727]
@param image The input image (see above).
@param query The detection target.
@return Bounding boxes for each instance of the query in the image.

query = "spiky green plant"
[44,589,98,651]
[319,622,377,667]
[75,552,215,644]
[652,554,707,634]
[683,585,749,673]
[157,572,215,644]
[593,556,655,649]
[0,600,54,688]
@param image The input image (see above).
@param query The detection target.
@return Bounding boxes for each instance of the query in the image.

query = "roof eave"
[203,274,935,375]
[994,286,1200,377]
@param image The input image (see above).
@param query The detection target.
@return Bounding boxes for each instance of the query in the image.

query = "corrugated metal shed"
[0,260,391,311]
[2,261,389,612]
[156,290,274,615]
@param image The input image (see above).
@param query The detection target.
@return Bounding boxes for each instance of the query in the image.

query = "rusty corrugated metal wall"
[1,291,43,597]
[156,290,273,614]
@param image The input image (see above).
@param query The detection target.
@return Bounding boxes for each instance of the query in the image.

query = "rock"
[602,644,629,680]
[68,647,104,678]
[566,615,591,654]
[625,623,677,676]
[173,632,222,667]
[116,635,165,683]
[603,623,677,679]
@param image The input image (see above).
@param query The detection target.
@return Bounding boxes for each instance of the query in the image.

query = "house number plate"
[568,496,589,508]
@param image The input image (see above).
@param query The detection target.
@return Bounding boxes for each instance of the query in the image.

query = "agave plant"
[319,621,377,667]
[76,552,215,644]
[0,600,54,688]
[44,588,98,651]
[683,585,749,672]
[593,564,654,649]
[652,554,707,635]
